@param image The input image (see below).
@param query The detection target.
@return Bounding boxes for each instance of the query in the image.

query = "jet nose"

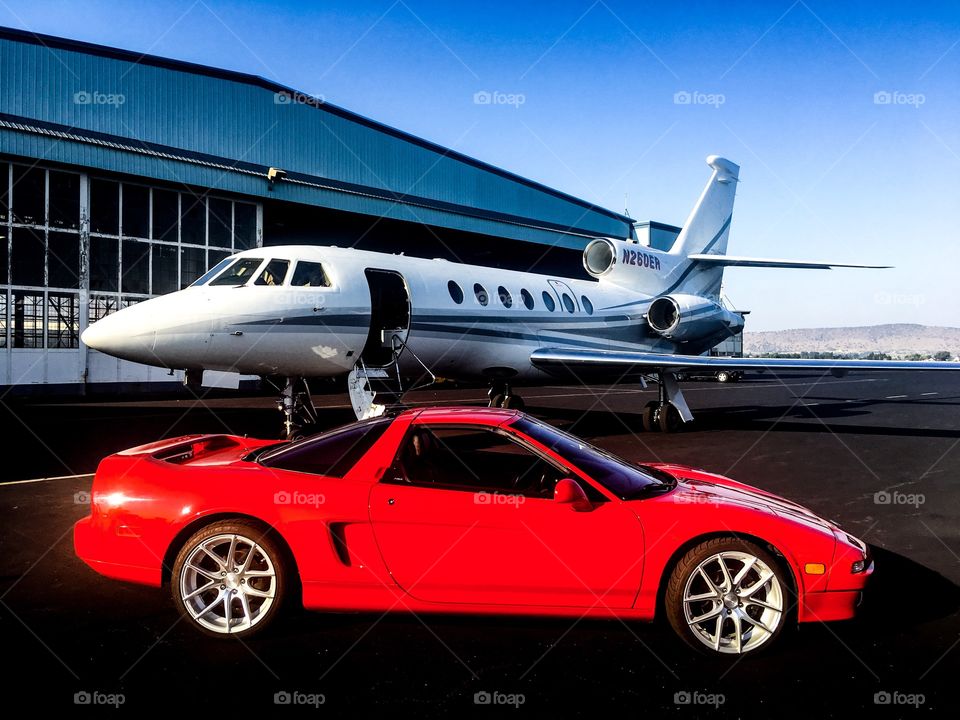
[81,301,159,364]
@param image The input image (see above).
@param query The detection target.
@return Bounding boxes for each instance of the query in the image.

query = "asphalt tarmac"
[1,371,958,715]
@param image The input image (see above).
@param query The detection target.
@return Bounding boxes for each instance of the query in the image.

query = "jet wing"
[530,348,958,376]
[688,254,891,269]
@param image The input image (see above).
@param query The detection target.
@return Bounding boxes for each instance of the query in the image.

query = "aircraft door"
[362,269,411,367]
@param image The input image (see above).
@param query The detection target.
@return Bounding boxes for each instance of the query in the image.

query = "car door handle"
[387,498,395,505]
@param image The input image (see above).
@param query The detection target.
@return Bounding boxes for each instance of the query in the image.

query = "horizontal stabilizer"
[531,348,957,375]
[688,254,891,269]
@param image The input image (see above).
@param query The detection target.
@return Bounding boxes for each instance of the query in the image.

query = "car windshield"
[512,416,663,500]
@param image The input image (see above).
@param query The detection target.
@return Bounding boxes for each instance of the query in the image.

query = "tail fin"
[667,155,739,297]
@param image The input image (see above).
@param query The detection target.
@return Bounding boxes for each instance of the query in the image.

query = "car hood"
[647,463,836,531]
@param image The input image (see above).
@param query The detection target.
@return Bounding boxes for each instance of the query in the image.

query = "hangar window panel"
[152,244,179,295]
[447,280,463,304]
[0,232,8,285]
[208,198,232,248]
[180,246,206,288]
[89,236,119,292]
[208,249,231,270]
[181,195,206,245]
[11,228,45,286]
[474,283,489,306]
[254,259,289,286]
[520,288,534,310]
[48,171,80,230]
[12,292,44,348]
[47,292,79,348]
[291,261,330,287]
[541,291,556,312]
[1,162,9,222]
[121,184,150,239]
[234,203,257,250]
[89,294,119,324]
[48,232,80,289]
[12,166,45,226]
[121,240,150,295]
[90,179,120,235]
[152,189,179,242]
[0,292,7,348]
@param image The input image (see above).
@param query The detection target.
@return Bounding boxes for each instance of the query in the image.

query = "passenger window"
[474,283,489,306]
[542,291,556,312]
[498,286,512,308]
[448,280,464,304]
[391,425,565,499]
[521,288,534,310]
[562,293,576,313]
[291,261,330,287]
[208,258,263,286]
[254,259,290,286]
[581,295,594,315]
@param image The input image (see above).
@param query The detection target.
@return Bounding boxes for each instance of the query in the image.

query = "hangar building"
[0,26,638,390]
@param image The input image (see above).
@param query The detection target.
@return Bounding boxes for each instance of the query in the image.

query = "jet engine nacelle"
[582,237,674,295]
[646,293,744,344]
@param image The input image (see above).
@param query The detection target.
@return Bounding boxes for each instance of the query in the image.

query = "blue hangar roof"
[0,26,634,249]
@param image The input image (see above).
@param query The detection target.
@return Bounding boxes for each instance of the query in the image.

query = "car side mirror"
[554,478,593,512]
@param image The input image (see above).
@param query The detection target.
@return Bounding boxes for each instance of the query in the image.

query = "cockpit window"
[190,257,234,287]
[208,258,264,286]
[254,259,290,286]
[291,261,330,287]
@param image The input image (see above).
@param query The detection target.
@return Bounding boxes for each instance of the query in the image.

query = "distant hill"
[743,324,960,359]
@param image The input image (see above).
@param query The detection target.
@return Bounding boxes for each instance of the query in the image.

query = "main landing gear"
[488,381,525,412]
[642,372,694,433]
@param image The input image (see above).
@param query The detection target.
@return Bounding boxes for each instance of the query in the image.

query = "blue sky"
[2,0,958,330]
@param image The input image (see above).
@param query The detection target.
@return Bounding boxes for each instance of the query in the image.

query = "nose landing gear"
[269,376,318,440]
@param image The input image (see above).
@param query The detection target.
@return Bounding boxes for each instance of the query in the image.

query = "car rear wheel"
[665,538,788,656]
[171,521,287,638]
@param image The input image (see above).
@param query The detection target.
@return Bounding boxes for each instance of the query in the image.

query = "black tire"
[658,403,683,433]
[642,401,660,432]
[716,371,731,383]
[665,537,791,657]
[171,520,288,639]
[504,395,525,411]
[488,393,506,408]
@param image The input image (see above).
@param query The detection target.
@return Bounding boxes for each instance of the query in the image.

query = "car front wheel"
[171,521,287,638]
[665,538,789,655]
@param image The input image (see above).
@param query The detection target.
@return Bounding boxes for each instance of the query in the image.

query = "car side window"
[389,425,567,499]
[260,419,390,477]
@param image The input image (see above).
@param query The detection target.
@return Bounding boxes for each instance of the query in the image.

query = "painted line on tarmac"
[2,473,94,487]
[921,392,938,396]
[885,395,908,399]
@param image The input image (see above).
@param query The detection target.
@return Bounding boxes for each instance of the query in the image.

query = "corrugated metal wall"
[0,29,634,249]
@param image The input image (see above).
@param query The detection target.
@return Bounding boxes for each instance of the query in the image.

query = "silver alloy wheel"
[179,533,277,634]
[682,550,784,654]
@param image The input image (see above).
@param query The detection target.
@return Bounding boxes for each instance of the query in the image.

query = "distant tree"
[906,353,930,361]
[934,351,952,362]
[864,352,892,361]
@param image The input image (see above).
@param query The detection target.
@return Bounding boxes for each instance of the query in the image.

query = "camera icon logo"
[874,691,891,705]
[74,491,91,505]
[274,491,292,505]
[274,691,292,705]
[74,691,92,705]
[474,691,492,705]
[674,691,691,704]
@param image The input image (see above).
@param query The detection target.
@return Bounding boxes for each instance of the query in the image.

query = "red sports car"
[74,407,872,656]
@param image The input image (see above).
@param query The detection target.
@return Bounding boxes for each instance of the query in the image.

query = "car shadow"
[857,546,960,625]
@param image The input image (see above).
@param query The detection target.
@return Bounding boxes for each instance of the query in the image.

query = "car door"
[368,423,645,608]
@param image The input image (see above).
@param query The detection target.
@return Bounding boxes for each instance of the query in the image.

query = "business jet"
[81,155,956,437]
